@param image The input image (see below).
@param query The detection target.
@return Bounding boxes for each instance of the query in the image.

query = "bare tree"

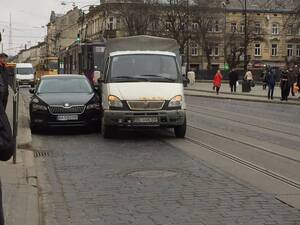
[192,0,223,70]
[159,0,189,55]
[117,1,157,36]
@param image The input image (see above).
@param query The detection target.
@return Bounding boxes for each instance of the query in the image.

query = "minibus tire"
[174,118,186,138]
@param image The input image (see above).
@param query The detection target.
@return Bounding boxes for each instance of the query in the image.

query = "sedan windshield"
[109,54,179,82]
[38,78,92,93]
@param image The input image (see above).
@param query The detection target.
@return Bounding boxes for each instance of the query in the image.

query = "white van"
[99,36,186,138]
[16,63,35,87]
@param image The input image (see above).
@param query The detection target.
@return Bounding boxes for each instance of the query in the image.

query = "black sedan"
[29,75,101,132]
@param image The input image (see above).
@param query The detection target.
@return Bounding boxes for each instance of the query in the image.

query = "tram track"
[187,123,300,164]
[187,103,300,138]
[183,133,300,190]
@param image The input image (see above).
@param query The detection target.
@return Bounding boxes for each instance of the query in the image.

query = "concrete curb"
[17,93,32,148]
[185,87,300,101]
[185,92,300,105]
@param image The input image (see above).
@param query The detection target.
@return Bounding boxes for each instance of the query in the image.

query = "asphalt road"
[21,88,300,225]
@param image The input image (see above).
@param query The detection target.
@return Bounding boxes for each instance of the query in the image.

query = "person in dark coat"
[0,53,9,110]
[280,70,290,101]
[287,67,297,96]
[228,68,239,93]
[266,68,276,100]
[0,99,14,225]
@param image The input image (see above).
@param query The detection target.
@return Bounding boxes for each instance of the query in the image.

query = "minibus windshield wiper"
[138,74,176,81]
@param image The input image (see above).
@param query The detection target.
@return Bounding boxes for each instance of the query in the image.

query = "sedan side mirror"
[29,89,35,94]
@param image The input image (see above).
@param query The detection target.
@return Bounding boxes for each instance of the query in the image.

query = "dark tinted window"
[38,77,92,93]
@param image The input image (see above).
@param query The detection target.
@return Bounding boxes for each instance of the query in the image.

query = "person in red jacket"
[213,70,223,95]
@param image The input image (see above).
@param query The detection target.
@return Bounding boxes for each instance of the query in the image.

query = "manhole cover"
[128,170,177,178]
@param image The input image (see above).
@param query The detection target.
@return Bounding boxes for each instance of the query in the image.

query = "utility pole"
[244,0,248,72]
[186,0,190,74]
[9,13,12,56]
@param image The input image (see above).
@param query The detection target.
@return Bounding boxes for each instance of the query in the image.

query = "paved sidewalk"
[185,81,300,105]
[0,89,38,225]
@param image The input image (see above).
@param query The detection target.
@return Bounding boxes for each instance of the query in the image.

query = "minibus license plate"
[133,117,158,123]
[57,115,78,121]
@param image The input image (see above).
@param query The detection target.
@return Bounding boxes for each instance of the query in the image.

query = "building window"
[287,44,293,57]
[191,43,198,56]
[106,17,116,30]
[209,43,219,56]
[231,22,237,33]
[166,21,172,30]
[192,22,199,31]
[288,24,293,35]
[255,23,261,34]
[271,44,278,56]
[296,45,300,57]
[208,20,213,32]
[240,23,245,33]
[215,20,219,32]
[254,43,261,56]
[297,26,300,35]
[272,23,279,35]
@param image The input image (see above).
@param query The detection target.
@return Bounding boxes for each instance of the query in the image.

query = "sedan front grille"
[49,105,85,115]
[127,100,165,111]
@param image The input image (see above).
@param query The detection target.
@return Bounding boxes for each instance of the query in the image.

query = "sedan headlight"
[31,103,47,112]
[31,98,47,112]
[86,102,100,110]
[168,95,183,108]
[108,95,123,108]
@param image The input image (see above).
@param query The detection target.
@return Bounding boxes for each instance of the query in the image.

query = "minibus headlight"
[108,95,123,108]
[168,95,183,108]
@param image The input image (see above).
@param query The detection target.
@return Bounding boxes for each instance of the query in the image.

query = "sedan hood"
[107,82,184,100]
[37,93,94,106]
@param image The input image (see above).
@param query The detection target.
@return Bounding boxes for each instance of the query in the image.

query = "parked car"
[29,75,101,132]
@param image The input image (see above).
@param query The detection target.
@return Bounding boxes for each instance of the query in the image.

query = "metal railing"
[11,74,19,164]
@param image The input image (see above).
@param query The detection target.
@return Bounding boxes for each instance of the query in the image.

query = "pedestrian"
[266,67,276,100]
[228,68,239,93]
[280,70,290,101]
[297,71,300,98]
[0,99,15,225]
[187,70,196,85]
[261,67,268,90]
[213,69,223,95]
[244,69,254,91]
[287,67,297,96]
[0,53,9,110]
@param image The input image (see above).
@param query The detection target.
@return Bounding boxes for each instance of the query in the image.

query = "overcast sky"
[0,0,99,56]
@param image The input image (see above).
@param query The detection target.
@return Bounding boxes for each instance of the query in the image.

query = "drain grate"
[34,151,51,158]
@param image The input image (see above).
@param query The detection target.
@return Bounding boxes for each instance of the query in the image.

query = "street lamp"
[243,0,248,72]
[222,0,230,70]
[186,0,190,75]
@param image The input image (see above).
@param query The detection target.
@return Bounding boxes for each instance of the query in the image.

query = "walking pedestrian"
[244,69,254,91]
[228,68,239,93]
[287,67,297,96]
[266,67,276,100]
[213,69,223,95]
[0,99,15,225]
[0,53,9,110]
[280,70,290,101]
[297,71,300,98]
